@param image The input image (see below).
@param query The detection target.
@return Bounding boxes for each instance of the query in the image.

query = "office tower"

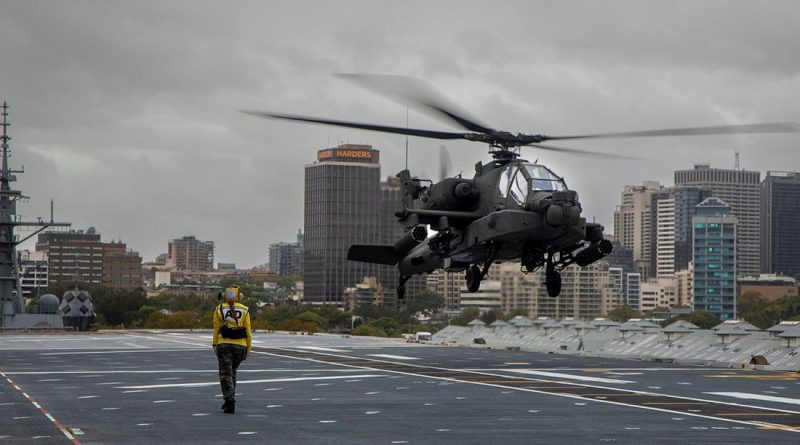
[655,195,676,278]
[101,242,144,290]
[268,230,304,277]
[36,228,104,285]
[614,181,664,279]
[625,273,641,311]
[304,145,381,305]
[36,229,144,289]
[676,164,759,277]
[427,270,463,312]
[693,197,737,320]
[761,172,800,276]
[168,236,214,272]
[654,186,711,277]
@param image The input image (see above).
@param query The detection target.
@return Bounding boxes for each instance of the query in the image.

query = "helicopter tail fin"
[347,245,400,266]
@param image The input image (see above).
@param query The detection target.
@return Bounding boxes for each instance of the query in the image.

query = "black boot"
[221,399,233,411]
[223,400,235,414]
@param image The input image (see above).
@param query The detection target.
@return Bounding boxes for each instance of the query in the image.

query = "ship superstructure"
[0,102,70,329]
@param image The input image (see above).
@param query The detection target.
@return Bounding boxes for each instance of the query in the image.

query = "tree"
[449,307,480,326]
[480,309,503,325]
[352,324,387,337]
[276,319,304,332]
[367,317,402,337]
[606,305,640,323]
[296,311,328,330]
[316,305,352,331]
[407,290,445,315]
[670,311,720,329]
[737,292,772,329]
[91,288,148,327]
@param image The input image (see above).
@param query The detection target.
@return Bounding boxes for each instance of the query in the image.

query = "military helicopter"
[244,74,799,299]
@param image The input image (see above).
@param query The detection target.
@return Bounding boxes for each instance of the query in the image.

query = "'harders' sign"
[317,145,379,164]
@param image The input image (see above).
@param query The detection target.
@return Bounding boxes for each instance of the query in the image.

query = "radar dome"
[38,294,60,314]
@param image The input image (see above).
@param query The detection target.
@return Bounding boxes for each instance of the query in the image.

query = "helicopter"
[244,74,799,299]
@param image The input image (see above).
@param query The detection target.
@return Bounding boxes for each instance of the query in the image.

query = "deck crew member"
[212,285,252,414]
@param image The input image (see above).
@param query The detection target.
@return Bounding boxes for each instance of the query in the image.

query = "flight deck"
[1,331,799,444]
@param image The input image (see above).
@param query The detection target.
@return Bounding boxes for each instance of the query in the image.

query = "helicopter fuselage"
[392,157,607,279]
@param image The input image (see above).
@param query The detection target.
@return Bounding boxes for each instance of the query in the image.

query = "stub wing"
[347,245,400,266]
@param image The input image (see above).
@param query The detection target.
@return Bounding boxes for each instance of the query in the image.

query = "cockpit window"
[497,166,515,198]
[508,169,528,204]
[524,164,567,191]
[498,166,528,204]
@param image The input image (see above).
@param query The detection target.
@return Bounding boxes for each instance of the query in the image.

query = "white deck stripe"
[705,392,800,406]
[296,346,348,352]
[116,374,387,389]
[39,348,204,355]
[367,354,420,361]
[508,369,635,384]
[5,368,366,375]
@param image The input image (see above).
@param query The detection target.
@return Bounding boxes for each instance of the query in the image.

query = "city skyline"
[3,1,799,267]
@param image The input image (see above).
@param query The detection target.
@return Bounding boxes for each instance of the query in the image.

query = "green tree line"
[35,284,448,336]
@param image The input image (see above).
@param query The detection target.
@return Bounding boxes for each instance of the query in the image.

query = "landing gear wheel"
[546,269,562,298]
[466,265,482,293]
[397,275,410,300]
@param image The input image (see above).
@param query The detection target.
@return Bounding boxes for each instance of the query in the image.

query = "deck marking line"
[508,370,634,384]
[705,392,800,406]
[0,371,82,444]
[116,374,386,389]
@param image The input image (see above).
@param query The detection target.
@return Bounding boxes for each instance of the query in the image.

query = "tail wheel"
[466,265,481,293]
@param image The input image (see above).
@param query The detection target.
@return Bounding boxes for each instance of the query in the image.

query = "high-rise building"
[101,242,144,290]
[655,195,676,278]
[625,273,641,311]
[614,181,664,279]
[36,228,104,285]
[36,229,143,289]
[496,262,621,319]
[640,278,679,312]
[304,144,381,305]
[427,270,463,312]
[761,172,800,276]
[268,230,304,277]
[168,236,214,272]
[692,197,737,320]
[676,164,760,277]
[653,186,711,277]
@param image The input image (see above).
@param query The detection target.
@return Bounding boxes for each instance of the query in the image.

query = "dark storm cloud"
[2,0,798,266]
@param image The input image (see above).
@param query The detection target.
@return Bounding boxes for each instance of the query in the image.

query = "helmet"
[224,285,242,302]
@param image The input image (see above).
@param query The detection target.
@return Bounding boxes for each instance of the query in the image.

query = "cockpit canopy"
[498,163,567,205]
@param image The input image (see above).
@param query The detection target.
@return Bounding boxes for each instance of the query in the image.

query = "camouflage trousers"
[216,343,247,402]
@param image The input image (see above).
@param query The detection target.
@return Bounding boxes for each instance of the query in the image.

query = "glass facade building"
[761,172,800,277]
[304,145,381,305]
[692,197,737,320]
[676,164,759,277]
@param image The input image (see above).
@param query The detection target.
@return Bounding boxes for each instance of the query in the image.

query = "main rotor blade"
[241,110,470,140]
[526,143,639,160]
[337,74,496,134]
[542,122,800,142]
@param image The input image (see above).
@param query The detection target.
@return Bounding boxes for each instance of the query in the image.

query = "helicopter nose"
[546,202,581,226]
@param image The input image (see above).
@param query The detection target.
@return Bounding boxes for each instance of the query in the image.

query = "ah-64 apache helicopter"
[245,75,799,299]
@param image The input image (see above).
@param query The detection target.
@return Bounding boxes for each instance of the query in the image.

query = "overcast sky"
[2,1,799,267]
